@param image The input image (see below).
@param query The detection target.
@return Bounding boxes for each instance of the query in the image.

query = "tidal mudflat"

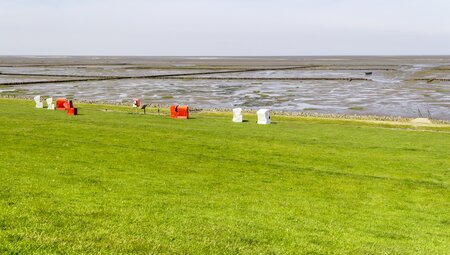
[1,56,449,119]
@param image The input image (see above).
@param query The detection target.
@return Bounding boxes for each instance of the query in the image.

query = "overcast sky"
[1,0,449,56]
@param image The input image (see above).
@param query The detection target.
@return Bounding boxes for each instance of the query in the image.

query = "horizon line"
[2,54,450,58]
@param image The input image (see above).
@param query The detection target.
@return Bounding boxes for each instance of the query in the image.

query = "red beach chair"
[170,105,189,119]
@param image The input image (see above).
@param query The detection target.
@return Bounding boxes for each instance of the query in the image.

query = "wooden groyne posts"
[0,65,372,86]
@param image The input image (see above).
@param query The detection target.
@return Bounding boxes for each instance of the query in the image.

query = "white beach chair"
[232,108,243,123]
[257,109,271,124]
[34,95,43,108]
[46,98,55,110]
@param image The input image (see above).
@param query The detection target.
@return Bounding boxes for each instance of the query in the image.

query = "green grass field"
[0,99,449,254]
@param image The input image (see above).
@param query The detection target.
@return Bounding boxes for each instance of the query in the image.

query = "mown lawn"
[0,99,449,254]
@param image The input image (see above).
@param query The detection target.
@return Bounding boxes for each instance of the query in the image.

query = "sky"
[1,0,449,56]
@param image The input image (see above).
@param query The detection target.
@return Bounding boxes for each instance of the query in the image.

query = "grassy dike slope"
[0,99,449,254]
